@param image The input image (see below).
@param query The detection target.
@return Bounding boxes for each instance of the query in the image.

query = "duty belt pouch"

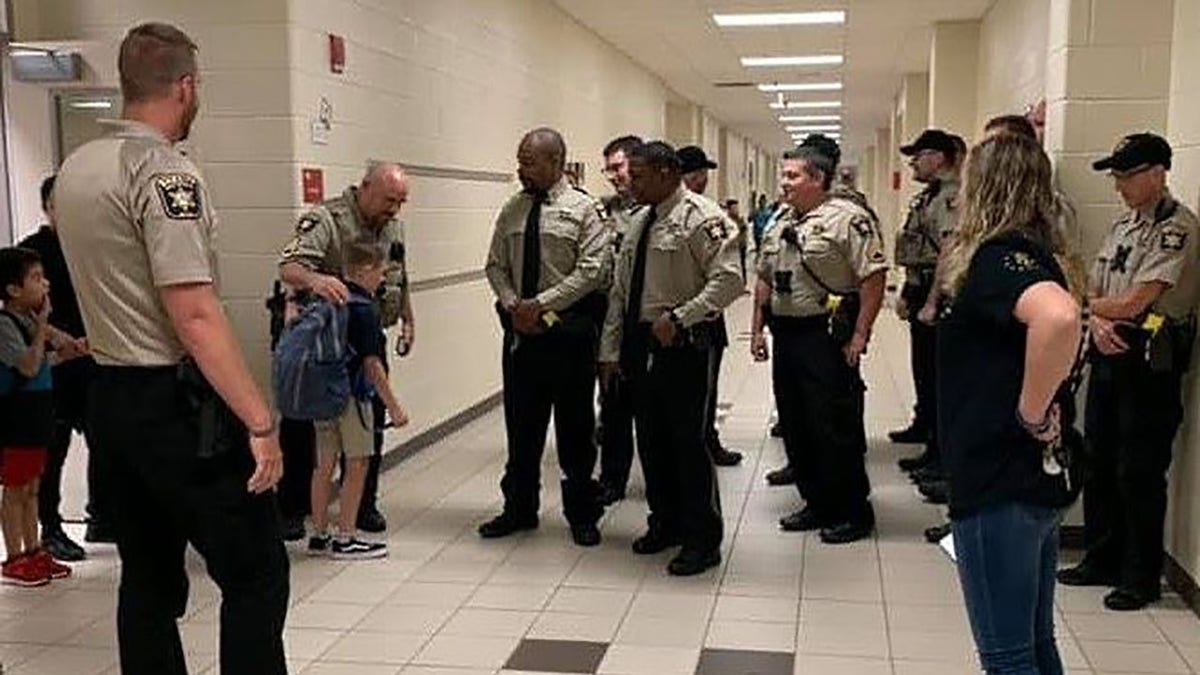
[828,293,861,347]
[494,300,514,333]
[553,292,607,340]
[1146,321,1196,373]
[893,229,925,268]
[177,358,244,460]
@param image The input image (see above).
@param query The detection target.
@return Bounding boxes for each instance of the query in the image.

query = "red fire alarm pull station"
[329,34,345,74]
[302,168,324,204]
[892,171,901,191]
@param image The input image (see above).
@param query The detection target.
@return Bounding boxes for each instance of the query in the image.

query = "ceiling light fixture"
[713,11,846,27]
[786,124,842,132]
[68,100,114,110]
[758,82,842,92]
[778,114,841,122]
[741,55,844,67]
[769,100,843,110]
[793,133,842,141]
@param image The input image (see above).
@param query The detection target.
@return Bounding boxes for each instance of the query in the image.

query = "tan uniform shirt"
[895,176,960,269]
[278,186,410,327]
[758,198,889,318]
[485,178,611,312]
[55,120,219,367]
[1091,191,1200,320]
[599,187,743,362]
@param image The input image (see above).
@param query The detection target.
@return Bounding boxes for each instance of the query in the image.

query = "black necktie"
[520,192,546,298]
[623,206,656,337]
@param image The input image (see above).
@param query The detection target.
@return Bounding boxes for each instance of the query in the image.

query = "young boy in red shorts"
[0,247,86,586]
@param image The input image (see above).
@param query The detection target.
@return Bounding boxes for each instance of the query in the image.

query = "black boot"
[356,453,387,533]
[889,423,929,444]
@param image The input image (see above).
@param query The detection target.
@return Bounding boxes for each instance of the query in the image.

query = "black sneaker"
[84,521,116,544]
[598,485,626,507]
[889,424,929,444]
[668,549,721,576]
[924,522,952,544]
[1056,563,1119,587]
[1104,587,1159,611]
[632,528,680,555]
[42,528,86,562]
[478,513,539,539]
[898,451,933,473]
[356,507,388,534]
[571,523,601,547]
[282,516,306,542]
[919,480,949,505]
[769,423,784,438]
[765,466,796,486]
[910,464,945,484]
[779,507,825,532]
[308,534,331,556]
[711,447,744,467]
[819,520,874,545]
[331,538,388,560]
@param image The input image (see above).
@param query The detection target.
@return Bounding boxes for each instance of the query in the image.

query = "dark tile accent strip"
[695,648,794,675]
[380,391,502,473]
[1165,553,1200,620]
[409,269,487,294]
[503,638,609,673]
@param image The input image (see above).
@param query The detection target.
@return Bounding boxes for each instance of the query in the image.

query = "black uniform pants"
[88,366,289,675]
[278,417,315,522]
[704,345,727,456]
[627,327,723,553]
[772,317,872,525]
[39,357,114,532]
[499,330,602,526]
[1082,353,1183,594]
[903,275,938,441]
[598,372,637,493]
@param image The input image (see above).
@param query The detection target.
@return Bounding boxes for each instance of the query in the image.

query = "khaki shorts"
[315,402,374,460]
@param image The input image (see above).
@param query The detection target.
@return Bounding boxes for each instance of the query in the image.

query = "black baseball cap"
[1093,133,1172,172]
[678,146,718,173]
[900,129,958,157]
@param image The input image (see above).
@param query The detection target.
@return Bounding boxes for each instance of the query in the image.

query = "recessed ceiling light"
[769,100,842,110]
[786,124,842,132]
[758,82,843,92]
[713,11,846,27]
[741,55,844,67]
[779,114,841,122]
[68,100,114,110]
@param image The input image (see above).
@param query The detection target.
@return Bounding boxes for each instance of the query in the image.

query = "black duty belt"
[769,314,829,332]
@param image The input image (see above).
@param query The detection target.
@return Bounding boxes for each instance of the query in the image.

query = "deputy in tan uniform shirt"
[276,163,413,535]
[598,141,741,577]
[53,22,287,675]
[478,128,611,547]
[1060,133,1200,612]
[751,145,888,546]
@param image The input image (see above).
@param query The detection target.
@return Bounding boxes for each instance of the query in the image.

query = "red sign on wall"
[302,168,324,204]
[329,34,346,74]
[892,171,901,191]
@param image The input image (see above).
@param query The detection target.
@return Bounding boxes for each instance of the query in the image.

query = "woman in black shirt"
[938,134,1083,674]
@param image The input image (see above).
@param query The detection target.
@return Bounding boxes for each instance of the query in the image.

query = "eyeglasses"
[1110,164,1153,179]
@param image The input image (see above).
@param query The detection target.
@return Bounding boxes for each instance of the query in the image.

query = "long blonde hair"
[943,134,1085,297]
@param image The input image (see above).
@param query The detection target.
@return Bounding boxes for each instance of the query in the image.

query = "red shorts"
[0,447,47,487]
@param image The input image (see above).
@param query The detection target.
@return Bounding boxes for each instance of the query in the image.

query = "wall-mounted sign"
[302,168,324,204]
[329,34,346,74]
[311,96,332,145]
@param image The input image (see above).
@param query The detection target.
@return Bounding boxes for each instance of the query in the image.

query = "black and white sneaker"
[330,538,388,560]
[308,534,331,556]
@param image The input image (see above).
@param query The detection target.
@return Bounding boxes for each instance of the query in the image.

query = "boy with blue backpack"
[275,239,408,559]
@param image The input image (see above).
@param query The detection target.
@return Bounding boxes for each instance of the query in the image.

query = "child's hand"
[389,404,410,428]
[36,297,52,326]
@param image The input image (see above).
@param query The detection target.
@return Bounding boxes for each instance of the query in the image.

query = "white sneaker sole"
[330,548,388,561]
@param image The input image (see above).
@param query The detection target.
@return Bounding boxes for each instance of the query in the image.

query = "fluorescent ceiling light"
[741,55,843,67]
[793,134,842,141]
[769,100,842,110]
[786,124,842,132]
[714,11,846,27]
[758,82,842,92]
[779,114,841,122]
[68,100,113,110]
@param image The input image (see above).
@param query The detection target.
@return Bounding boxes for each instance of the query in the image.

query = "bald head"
[518,127,567,193]
[357,162,409,228]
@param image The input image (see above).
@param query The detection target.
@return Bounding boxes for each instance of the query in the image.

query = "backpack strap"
[0,309,32,346]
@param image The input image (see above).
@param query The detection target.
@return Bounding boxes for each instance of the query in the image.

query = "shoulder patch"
[152,173,202,220]
[849,215,873,238]
[1161,228,1187,251]
[704,219,730,241]
[1003,251,1040,274]
[297,214,321,234]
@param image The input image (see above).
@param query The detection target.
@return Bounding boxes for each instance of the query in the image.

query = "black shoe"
[770,423,783,438]
[356,506,387,533]
[668,549,721,576]
[919,480,949,505]
[711,447,744,467]
[1056,563,1119,587]
[924,522,952,544]
[898,451,933,473]
[632,528,680,555]
[1104,587,1160,611]
[282,516,306,542]
[84,521,116,544]
[889,425,929,444]
[910,465,944,484]
[765,466,796,486]
[307,533,332,556]
[779,507,825,532]
[42,528,86,562]
[598,485,626,507]
[478,513,539,539]
[820,520,874,545]
[571,523,601,547]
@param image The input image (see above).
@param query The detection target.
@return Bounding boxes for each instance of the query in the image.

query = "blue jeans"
[953,502,1064,675]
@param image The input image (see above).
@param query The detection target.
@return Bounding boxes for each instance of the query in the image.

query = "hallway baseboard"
[380,390,504,473]
[1062,524,1200,620]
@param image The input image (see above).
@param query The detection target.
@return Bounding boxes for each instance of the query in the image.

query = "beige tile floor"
[3,299,1198,674]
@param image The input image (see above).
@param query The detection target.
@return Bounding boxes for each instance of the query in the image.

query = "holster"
[176,358,245,460]
[828,293,862,348]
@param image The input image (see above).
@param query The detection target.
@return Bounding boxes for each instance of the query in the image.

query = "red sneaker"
[30,549,71,580]
[2,555,51,587]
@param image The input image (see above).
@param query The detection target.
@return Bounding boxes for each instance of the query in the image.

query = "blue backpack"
[272,296,372,421]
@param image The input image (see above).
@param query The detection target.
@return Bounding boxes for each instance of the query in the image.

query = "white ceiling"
[552,0,994,159]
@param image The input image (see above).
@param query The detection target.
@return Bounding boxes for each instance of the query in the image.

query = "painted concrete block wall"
[975,0,1050,136]
[928,21,980,139]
